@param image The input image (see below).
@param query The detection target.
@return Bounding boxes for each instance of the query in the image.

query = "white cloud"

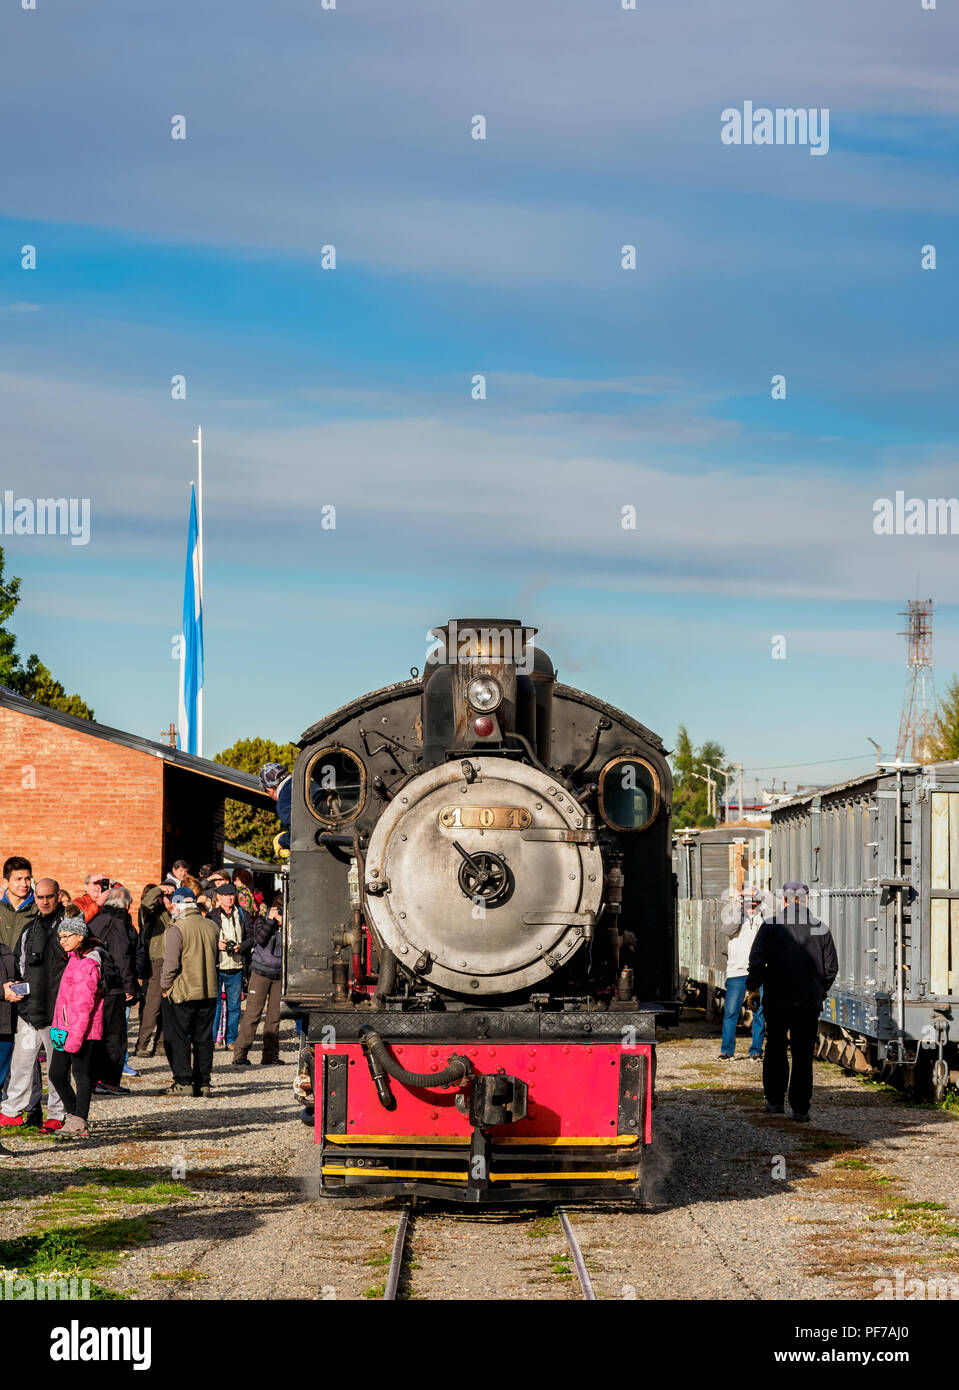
[1,366,956,608]
[1,0,956,282]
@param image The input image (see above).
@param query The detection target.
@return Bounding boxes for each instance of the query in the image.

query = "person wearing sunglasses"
[73,872,113,926]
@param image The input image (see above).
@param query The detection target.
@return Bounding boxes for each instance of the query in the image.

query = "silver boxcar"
[770,763,959,1098]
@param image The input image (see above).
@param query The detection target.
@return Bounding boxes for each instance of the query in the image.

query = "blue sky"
[1,0,957,788]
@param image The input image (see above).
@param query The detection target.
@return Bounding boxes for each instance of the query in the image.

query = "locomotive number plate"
[439,805,532,830]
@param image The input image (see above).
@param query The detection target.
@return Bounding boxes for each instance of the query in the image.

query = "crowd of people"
[0,853,286,1151]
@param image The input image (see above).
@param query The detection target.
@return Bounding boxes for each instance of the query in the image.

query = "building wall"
[0,707,164,909]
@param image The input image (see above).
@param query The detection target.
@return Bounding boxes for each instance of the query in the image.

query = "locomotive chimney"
[422,618,543,760]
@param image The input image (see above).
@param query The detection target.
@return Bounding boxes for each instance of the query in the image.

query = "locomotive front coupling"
[359,1026,528,1126]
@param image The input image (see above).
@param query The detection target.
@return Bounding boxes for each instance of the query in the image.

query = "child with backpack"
[48,907,113,1140]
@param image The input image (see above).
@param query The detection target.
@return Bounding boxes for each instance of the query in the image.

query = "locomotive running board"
[306,1010,660,1042]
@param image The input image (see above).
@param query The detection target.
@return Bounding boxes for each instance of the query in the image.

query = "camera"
[224,941,243,957]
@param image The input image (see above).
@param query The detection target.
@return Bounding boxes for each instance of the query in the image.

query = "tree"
[16,654,95,720]
[0,549,22,688]
[214,737,298,862]
[670,724,726,828]
[928,676,959,762]
[0,547,94,718]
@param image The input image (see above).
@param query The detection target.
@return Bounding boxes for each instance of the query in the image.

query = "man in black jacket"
[0,878,70,1131]
[746,882,838,1122]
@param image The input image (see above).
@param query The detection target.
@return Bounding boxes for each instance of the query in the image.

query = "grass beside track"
[0,1163,198,1299]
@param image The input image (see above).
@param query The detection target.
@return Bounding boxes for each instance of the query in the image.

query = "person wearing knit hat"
[58,907,90,937]
[47,915,107,1139]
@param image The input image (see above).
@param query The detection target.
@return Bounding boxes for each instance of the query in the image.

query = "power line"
[740,754,875,773]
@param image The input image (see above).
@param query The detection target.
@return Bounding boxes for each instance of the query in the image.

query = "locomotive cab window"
[598,756,659,832]
[305,747,366,825]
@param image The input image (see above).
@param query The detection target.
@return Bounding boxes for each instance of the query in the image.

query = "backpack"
[90,946,124,998]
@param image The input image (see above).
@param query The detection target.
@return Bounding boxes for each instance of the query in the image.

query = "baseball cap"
[171,889,196,905]
[783,881,809,893]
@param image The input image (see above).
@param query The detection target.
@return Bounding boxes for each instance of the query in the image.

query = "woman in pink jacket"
[48,911,105,1139]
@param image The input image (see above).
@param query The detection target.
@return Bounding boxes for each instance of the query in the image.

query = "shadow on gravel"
[83,1101,300,1144]
[0,1161,308,1203]
[647,1078,957,1214]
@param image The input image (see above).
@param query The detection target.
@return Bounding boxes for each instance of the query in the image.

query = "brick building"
[0,686,273,907]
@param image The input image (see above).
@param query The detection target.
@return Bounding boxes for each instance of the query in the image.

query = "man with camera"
[718,885,767,1062]
[73,871,113,926]
[205,880,252,1051]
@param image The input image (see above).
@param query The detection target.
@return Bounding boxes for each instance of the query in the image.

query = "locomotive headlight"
[466,676,503,712]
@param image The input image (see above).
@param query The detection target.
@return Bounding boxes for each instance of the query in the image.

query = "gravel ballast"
[1,1014,956,1300]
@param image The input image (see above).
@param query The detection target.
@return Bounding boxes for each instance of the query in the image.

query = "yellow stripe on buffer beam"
[321,1166,638,1183]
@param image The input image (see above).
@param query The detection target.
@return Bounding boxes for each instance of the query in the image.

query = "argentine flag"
[177,485,204,754]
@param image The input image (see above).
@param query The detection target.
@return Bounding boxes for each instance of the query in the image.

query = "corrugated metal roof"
[223,843,282,872]
[768,764,937,813]
[0,686,272,806]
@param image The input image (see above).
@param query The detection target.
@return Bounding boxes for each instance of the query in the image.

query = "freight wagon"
[771,764,959,1099]
[677,765,959,1099]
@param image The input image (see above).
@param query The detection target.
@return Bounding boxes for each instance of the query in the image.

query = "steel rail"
[557,1205,595,1300]
[383,1202,594,1300]
[383,1203,412,1300]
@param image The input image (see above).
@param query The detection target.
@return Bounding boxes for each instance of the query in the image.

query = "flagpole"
[193,425,204,757]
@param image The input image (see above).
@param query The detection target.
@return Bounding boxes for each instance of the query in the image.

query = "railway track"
[383,1202,596,1301]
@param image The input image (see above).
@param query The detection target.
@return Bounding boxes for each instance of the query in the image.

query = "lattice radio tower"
[895,599,937,762]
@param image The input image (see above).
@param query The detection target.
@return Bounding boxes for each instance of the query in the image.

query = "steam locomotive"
[284,619,678,1202]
